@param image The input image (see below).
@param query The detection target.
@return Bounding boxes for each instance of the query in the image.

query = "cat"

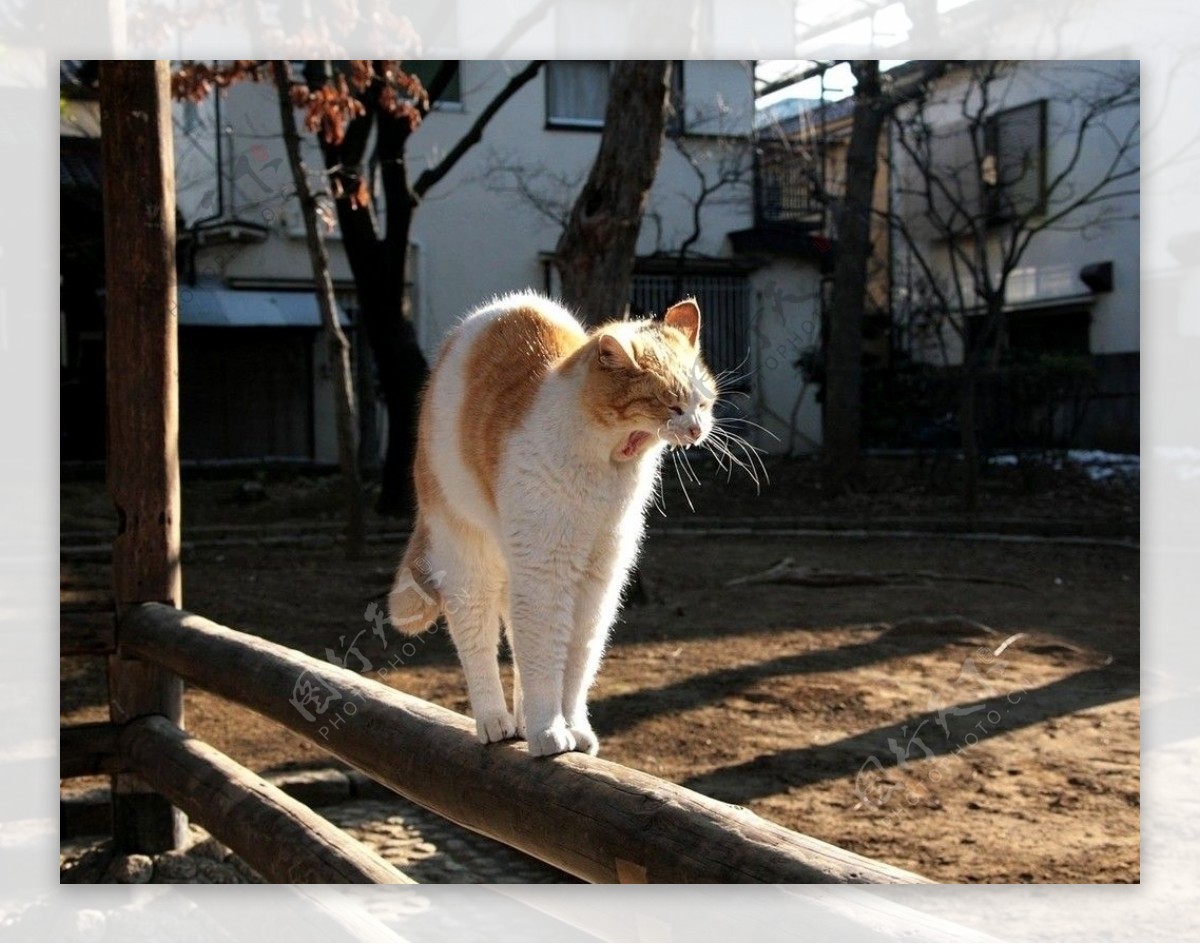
[388,291,715,757]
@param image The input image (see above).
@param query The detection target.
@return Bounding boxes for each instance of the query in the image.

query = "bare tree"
[554,61,673,321]
[272,60,365,558]
[312,60,544,514]
[822,60,888,496]
[174,60,545,516]
[663,125,755,299]
[888,60,1139,509]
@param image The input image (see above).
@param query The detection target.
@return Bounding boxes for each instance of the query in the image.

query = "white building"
[887,60,1140,451]
[174,60,824,464]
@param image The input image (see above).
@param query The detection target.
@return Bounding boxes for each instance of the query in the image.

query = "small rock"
[108,853,153,884]
[189,835,230,862]
[154,850,198,881]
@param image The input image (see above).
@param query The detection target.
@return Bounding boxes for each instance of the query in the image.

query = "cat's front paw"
[527,722,576,757]
[475,710,518,744]
[567,721,600,756]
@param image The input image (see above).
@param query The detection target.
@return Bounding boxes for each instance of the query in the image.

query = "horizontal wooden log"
[122,603,931,884]
[61,721,124,778]
[119,714,412,884]
[61,612,116,656]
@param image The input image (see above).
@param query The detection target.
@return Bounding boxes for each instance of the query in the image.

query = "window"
[546,61,609,128]
[404,61,462,106]
[984,99,1047,220]
[1007,307,1090,356]
[967,305,1091,357]
[630,272,750,387]
[545,61,684,131]
[666,62,685,135]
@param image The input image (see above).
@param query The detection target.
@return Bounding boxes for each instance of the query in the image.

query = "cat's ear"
[597,332,638,371]
[663,298,701,348]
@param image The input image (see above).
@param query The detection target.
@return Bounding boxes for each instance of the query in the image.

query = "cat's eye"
[670,406,684,416]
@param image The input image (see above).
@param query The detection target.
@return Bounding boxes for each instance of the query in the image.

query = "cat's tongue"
[620,430,652,458]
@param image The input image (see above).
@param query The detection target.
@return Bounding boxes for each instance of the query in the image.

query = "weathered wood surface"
[61,612,116,656]
[120,715,412,884]
[61,721,124,778]
[99,59,186,853]
[123,603,932,885]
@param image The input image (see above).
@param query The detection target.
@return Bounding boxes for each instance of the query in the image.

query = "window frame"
[544,60,611,131]
[983,98,1049,222]
[403,60,463,110]
[543,61,686,132]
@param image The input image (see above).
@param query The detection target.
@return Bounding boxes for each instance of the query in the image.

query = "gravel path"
[61,793,576,884]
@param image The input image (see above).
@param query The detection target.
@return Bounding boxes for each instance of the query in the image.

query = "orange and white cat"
[388,292,715,757]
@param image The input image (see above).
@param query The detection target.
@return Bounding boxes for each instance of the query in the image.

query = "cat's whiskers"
[648,424,670,517]
[701,431,738,483]
[720,415,781,441]
[679,443,702,486]
[703,420,769,492]
[707,431,759,490]
[720,424,771,487]
[711,350,754,390]
[669,446,696,512]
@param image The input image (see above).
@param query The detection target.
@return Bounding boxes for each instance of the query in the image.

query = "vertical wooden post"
[99,60,186,853]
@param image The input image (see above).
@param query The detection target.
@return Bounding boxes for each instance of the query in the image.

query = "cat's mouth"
[619,430,653,459]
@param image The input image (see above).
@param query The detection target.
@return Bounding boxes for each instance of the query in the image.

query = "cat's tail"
[388,519,443,636]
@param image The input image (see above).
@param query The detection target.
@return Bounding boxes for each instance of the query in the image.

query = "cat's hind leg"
[429,517,515,744]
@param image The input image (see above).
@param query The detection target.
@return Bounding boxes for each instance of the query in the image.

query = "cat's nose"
[686,424,701,441]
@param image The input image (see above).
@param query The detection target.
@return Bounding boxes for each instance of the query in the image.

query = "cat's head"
[582,299,717,462]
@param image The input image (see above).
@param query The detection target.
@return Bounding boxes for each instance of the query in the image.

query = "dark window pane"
[404,61,461,105]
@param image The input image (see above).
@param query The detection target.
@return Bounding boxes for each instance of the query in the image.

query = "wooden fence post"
[100,59,186,853]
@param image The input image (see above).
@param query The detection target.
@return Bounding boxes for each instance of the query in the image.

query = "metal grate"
[630,273,751,388]
[754,142,824,226]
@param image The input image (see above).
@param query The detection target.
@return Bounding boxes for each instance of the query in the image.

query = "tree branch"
[413,60,544,199]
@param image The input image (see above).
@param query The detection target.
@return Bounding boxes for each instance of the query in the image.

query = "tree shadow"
[680,665,1136,805]
[590,621,986,737]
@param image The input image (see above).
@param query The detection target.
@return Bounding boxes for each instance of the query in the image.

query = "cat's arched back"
[390,291,714,756]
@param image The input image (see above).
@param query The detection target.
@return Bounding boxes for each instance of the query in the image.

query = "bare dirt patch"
[61,459,1139,883]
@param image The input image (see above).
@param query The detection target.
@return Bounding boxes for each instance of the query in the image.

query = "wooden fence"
[59,60,931,886]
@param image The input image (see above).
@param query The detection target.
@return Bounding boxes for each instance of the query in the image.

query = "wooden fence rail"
[122,603,931,885]
[120,715,411,884]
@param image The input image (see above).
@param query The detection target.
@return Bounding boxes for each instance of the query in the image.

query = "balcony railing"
[754,142,825,228]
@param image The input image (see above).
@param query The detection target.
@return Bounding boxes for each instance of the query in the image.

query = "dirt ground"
[61,456,1139,883]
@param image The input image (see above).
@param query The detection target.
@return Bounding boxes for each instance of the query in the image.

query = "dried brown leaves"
[170,60,431,146]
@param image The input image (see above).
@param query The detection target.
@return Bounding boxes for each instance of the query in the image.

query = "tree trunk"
[273,61,365,556]
[959,369,980,512]
[354,318,380,474]
[313,97,425,518]
[554,62,672,605]
[959,299,1002,513]
[315,62,542,517]
[555,61,672,322]
[823,61,886,496]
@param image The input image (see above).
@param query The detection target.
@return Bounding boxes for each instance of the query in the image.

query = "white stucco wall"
[399,60,758,348]
[890,60,1140,361]
[747,260,824,453]
[174,60,820,459]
